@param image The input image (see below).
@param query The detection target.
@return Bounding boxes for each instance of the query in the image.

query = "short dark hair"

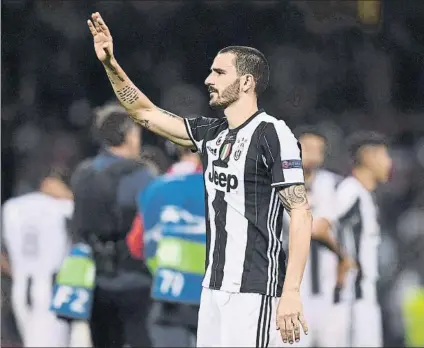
[295,125,327,143]
[347,131,388,166]
[93,103,135,147]
[218,46,270,95]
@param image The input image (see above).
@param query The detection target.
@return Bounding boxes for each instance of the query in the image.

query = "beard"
[209,78,240,110]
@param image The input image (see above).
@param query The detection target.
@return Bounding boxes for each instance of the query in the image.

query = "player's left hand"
[277,290,308,344]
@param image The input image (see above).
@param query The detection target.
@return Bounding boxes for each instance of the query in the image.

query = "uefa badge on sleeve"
[282,159,302,169]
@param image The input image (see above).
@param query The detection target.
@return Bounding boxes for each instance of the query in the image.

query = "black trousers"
[89,285,152,348]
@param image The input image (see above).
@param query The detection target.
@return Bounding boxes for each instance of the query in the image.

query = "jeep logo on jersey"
[208,167,238,192]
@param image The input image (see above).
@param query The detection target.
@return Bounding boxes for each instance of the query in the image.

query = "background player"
[283,125,355,347]
[87,12,312,346]
[334,131,392,347]
[2,168,74,347]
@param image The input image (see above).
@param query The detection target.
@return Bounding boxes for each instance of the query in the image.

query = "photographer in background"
[70,103,156,348]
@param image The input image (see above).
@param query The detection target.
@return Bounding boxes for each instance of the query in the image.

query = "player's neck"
[352,167,377,192]
[40,178,73,200]
[224,97,258,130]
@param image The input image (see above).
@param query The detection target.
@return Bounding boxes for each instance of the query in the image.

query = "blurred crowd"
[2,1,424,346]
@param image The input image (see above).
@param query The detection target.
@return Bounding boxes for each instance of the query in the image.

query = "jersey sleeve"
[261,121,305,188]
[313,173,339,223]
[184,117,223,153]
[334,179,361,223]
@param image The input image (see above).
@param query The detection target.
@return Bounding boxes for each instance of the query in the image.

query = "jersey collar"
[227,108,264,133]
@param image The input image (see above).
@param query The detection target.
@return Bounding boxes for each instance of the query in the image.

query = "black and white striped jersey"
[335,176,381,302]
[184,109,304,297]
[302,170,342,298]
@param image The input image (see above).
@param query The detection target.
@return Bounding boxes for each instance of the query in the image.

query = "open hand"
[276,290,308,344]
[87,12,114,63]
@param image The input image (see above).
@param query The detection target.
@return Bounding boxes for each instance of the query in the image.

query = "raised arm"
[87,12,193,148]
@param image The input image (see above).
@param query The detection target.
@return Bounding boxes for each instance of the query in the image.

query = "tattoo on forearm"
[106,70,115,85]
[157,108,182,120]
[278,184,308,212]
[104,57,125,83]
[138,119,150,129]
[117,86,140,104]
[109,65,125,82]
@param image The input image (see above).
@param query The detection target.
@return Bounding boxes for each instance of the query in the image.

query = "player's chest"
[203,130,261,194]
[358,195,381,238]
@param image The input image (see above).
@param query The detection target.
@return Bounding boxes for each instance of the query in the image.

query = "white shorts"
[197,287,283,347]
[308,299,382,347]
[349,299,382,347]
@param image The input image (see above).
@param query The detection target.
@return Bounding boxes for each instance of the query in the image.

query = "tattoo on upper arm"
[278,184,308,212]
[117,86,140,104]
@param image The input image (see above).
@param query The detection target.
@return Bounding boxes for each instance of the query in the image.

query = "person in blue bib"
[137,147,204,347]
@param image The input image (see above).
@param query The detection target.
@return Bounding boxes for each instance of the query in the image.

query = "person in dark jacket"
[71,103,156,348]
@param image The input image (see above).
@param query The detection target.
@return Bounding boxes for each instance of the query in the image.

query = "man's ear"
[241,74,255,93]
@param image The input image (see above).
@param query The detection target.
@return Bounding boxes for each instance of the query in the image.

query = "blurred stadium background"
[2,1,424,347]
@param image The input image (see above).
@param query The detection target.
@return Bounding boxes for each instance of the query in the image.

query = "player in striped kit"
[333,131,392,347]
[283,126,355,347]
[88,12,312,346]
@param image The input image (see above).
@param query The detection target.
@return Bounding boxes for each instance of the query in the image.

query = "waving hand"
[87,12,114,64]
